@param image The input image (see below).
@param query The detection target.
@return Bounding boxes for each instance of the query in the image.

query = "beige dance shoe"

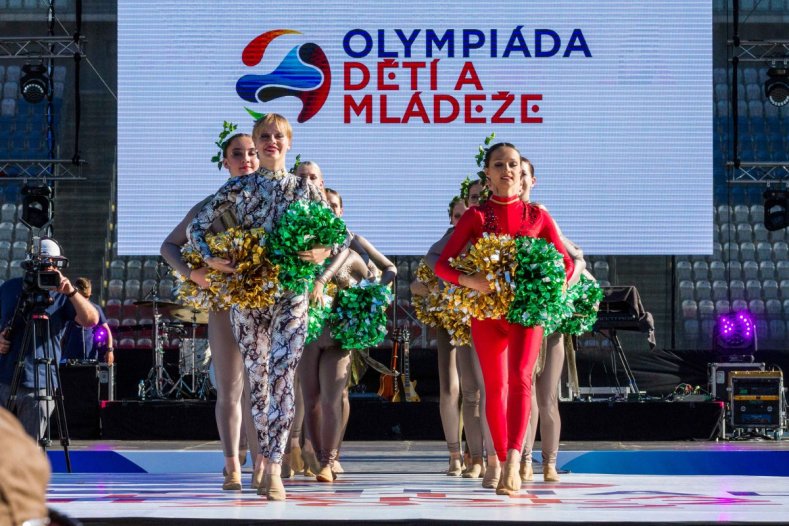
[316,465,335,483]
[496,452,522,495]
[260,474,286,501]
[251,469,264,490]
[481,463,501,489]
[222,471,242,491]
[520,460,534,482]
[462,457,486,479]
[446,456,464,477]
[290,445,306,473]
[543,463,561,482]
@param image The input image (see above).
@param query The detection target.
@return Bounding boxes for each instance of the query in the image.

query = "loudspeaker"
[58,364,115,438]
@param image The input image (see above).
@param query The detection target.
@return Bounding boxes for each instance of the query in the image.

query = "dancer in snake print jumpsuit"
[189,114,347,500]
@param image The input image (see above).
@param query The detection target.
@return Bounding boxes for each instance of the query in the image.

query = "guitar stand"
[595,328,640,398]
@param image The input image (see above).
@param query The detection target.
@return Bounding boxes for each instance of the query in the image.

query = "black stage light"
[20,64,49,104]
[21,183,54,229]
[764,67,789,107]
[763,189,788,232]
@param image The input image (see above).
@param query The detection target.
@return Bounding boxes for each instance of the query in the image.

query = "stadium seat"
[681,299,697,319]
[719,223,736,243]
[109,259,125,280]
[716,204,732,224]
[769,320,786,341]
[0,240,11,261]
[723,242,739,261]
[13,223,29,242]
[11,241,25,260]
[684,319,700,339]
[696,280,712,301]
[709,261,726,281]
[104,299,121,319]
[733,204,750,224]
[742,260,759,280]
[676,260,692,281]
[715,299,730,315]
[753,223,769,243]
[712,280,728,301]
[136,338,153,349]
[750,204,764,223]
[732,299,749,312]
[784,299,789,316]
[774,243,788,264]
[126,259,142,281]
[2,82,18,99]
[121,299,139,320]
[748,299,765,315]
[711,242,722,261]
[763,280,779,300]
[107,279,124,300]
[0,203,15,223]
[4,65,20,83]
[118,338,136,349]
[0,222,14,242]
[159,279,174,299]
[780,280,789,300]
[679,280,695,301]
[698,300,715,319]
[8,259,23,279]
[143,259,159,280]
[692,261,709,282]
[756,242,773,262]
[756,319,770,340]
[125,279,141,300]
[759,261,776,281]
[141,279,157,299]
[0,260,8,280]
[736,224,753,244]
[730,280,746,300]
[745,279,762,301]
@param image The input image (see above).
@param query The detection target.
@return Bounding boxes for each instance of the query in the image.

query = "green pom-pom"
[330,280,393,350]
[556,275,603,335]
[268,200,348,294]
[306,296,333,344]
[506,237,572,333]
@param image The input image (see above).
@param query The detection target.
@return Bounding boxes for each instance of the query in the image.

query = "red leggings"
[471,318,543,462]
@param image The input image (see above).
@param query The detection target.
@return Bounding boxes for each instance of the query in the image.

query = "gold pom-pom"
[446,233,517,320]
[176,227,280,310]
[412,261,445,328]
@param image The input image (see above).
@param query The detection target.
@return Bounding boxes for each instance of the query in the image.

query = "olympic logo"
[236,29,331,123]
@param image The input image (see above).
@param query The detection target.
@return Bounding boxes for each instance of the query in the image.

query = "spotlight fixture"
[20,64,49,104]
[764,67,789,107]
[713,310,757,361]
[763,189,788,232]
[20,183,54,230]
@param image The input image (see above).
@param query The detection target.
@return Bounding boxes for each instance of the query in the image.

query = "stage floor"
[46,440,789,525]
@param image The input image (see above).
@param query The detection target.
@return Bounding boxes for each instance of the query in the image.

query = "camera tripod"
[6,307,72,472]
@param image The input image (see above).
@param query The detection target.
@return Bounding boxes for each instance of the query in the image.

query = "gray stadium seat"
[750,204,764,223]
[756,319,769,340]
[8,260,23,279]
[780,280,789,300]
[734,205,750,224]
[126,259,142,281]
[753,223,769,243]
[745,279,762,301]
[737,225,753,244]
[698,300,715,318]
[763,280,779,300]
[695,280,712,301]
[0,222,14,242]
[125,279,141,300]
[0,260,8,280]
[730,280,746,300]
[141,279,157,299]
[769,320,785,341]
[679,280,695,301]
[0,241,10,261]
[742,260,759,280]
[723,242,739,261]
[759,261,776,281]
[13,223,29,242]
[143,259,159,280]
[684,319,700,339]
[765,299,783,317]
[676,260,692,281]
[681,299,697,319]
[11,241,25,260]
[711,242,722,261]
[719,223,736,243]
[110,259,126,280]
[712,280,728,301]
[784,299,789,316]
[727,261,742,281]
[107,279,124,300]
[715,300,730,315]
[756,242,773,262]
[748,299,765,315]
[692,261,709,282]
[732,299,749,312]
[709,261,726,281]
[159,279,174,299]
[0,204,16,223]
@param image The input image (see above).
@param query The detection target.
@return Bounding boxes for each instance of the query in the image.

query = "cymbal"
[167,305,209,325]
[133,299,181,309]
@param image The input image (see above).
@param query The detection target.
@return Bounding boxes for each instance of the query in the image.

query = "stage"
[45,440,789,525]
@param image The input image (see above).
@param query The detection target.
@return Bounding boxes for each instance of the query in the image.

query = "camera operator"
[61,277,115,365]
[0,238,99,439]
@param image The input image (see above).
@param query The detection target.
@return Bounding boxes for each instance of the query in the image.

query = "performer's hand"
[105,350,115,365]
[298,244,331,265]
[410,281,429,297]
[460,271,493,295]
[310,281,326,308]
[0,332,9,355]
[205,257,235,274]
[189,267,212,289]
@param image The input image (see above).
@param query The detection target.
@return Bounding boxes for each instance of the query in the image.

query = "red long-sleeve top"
[435,194,574,285]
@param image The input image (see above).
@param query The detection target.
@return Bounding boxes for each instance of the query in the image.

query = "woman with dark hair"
[435,142,573,495]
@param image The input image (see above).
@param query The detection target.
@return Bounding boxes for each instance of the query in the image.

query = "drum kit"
[134,297,214,400]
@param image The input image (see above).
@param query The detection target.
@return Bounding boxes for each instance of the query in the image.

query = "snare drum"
[179,338,211,375]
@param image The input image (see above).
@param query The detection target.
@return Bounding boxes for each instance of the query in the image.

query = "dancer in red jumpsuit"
[435,142,573,495]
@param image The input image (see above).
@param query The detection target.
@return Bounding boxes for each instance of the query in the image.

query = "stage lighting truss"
[0,159,85,181]
[727,40,789,184]
[0,36,85,60]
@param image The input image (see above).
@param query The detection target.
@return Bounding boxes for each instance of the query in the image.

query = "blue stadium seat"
[681,299,697,319]
[759,261,776,281]
[710,261,726,281]
[756,242,773,262]
[748,299,765,315]
[730,279,746,301]
[676,260,692,281]
[740,243,756,262]
[763,280,779,300]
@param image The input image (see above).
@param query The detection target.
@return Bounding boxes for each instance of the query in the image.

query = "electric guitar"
[392,328,420,402]
[377,328,400,401]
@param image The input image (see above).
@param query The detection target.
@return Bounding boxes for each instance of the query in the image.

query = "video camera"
[21,237,69,292]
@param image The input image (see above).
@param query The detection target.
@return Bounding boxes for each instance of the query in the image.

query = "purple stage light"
[94,326,108,345]
[713,309,757,357]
